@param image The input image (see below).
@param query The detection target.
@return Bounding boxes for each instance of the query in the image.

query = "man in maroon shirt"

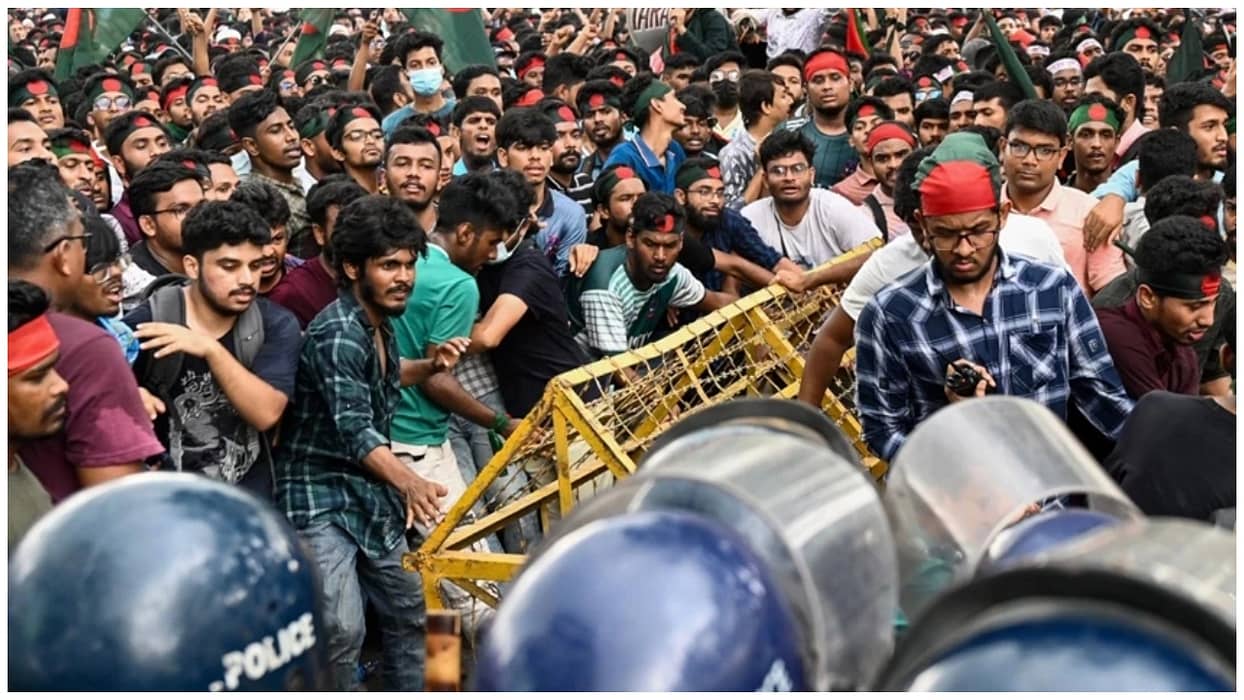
[268,175,367,328]
[1097,215,1228,399]
[8,162,164,502]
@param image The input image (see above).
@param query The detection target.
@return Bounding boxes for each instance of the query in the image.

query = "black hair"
[1004,98,1068,145]
[1083,52,1145,121]
[576,79,622,115]
[384,124,441,164]
[452,64,500,99]
[1024,64,1054,99]
[922,34,958,57]
[845,96,895,129]
[128,162,202,218]
[180,199,271,260]
[704,50,747,77]
[8,161,78,270]
[215,54,262,94]
[596,45,643,70]
[8,107,37,124]
[451,95,501,128]
[951,70,995,96]
[974,80,1026,112]
[629,191,684,236]
[893,146,934,224]
[914,97,950,126]
[515,50,547,76]
[495,106,555,150]
[1107,17,1162,51]
[306,174,368,230]
[326,103,381,151]
[958,124,1005,157]
[330,194,426,286]
[1134,214,1228,286]
[227,88,282,140]
[664,52,703,73]
[194,111,239,153]
[542,52,590,95]
[436,169,530,234]
[619,73,668,127]
[153,53,192,88]
[83,212,122,270]
[738,70,782,128]
[1157,81,1234,132]
[585,64,631,86]
[9,280,51,332]
[1143,176,1224,224]
[229,180,291,229]
[676,84,716,120]
[367,64,406,114]
[758,128,817,169]
[1144,71,1165,90]
[863,51,899,79]
[199,149,232,168]
[153,147,212,183]
[911,54,956,81]
[873,76,915,102]
[392,30,443,65]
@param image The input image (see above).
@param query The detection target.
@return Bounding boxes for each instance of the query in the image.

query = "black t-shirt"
[124,297,302,499]
[476,243,589,417]
[1103,391,1235,522]
[129,240,173,278]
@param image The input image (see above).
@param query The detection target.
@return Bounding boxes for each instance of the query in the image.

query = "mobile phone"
[945,363,983,397]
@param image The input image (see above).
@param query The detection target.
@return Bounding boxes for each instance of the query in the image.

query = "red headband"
[856,104,877,120]
[920,161,998,216]
[555,105,576,123]
[1133,25,1152,40]
[27,79,50,95]
[518,57,546,78]
[101,77,124,93]
[609,75,625,87]
[132,115,154,128]
[496,27,515,42]
[351,107,372,120]
[588,93,606,109]
[247,74,263,86]
[866,123,916,154]
[9,314,59,377]
[655,214,676,232]
[1200,215,1218,230]
[705,165,721,179]
[425,121,441,136]
[515,88,544,106]
[804,51,848,82]
[614,166,637,180]
[1202,271,1222,297]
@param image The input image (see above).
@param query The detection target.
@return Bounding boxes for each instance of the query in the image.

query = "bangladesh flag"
[846,9,871,56]
[1165,15,1206,84]
[54,9,146,81]
[401,9,495,73]
[291,9,335,67]
[982,12,1038,100]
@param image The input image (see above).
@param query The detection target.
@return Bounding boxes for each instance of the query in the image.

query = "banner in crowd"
[626,8,670,55]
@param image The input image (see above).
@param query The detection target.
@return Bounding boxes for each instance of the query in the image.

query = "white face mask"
[488,241,513,265]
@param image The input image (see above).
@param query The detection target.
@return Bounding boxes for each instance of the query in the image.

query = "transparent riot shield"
[882,396,1141,619]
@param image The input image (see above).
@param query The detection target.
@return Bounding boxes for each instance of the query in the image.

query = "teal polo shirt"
[390,244,479,446]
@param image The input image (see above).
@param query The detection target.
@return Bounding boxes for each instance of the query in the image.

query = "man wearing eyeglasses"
[127,163,205,281]
[854,132,1133,462]
[1001,99,1126,296]
[327,104,384,194]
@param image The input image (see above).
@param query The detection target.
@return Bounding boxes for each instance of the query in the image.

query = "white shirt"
[762,9,831,59]
[838,212,1067,320]
[741,188,882,268]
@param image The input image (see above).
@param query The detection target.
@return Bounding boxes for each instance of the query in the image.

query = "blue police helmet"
[474,510,808,691]
[9,473,327,691]
[979,509,1121,574]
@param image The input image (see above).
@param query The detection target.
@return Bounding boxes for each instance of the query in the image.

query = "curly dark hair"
[230,180,291,229]
[1134,214,1228,284]
[1143,176,1224,224]
[437,170,532,235]
[1158,81,1234,132]
[181,200,272,260]
[226,88,282,140]
[629,191,684,236]
[758,128,817,169]
[9,280,51,333]
[330,195,426,286]
[893,147,933,224]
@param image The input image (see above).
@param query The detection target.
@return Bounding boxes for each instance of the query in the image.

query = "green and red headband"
[86,75,134,103]
[579,90,622,114]
[49,131,92,160]
[162,83,189,110]
[1067,102,1120,135]
[913,131,1002,217]
[593,164,642,206]
[297,111,329,139]
[1115,24,1154,50]
[675,161,723,191]
[10,77,57,107]
[187,77,219,102]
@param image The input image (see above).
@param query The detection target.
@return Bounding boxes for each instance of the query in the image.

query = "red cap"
[919,161,998,216]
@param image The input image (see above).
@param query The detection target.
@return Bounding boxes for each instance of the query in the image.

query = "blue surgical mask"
[408,67,442,97]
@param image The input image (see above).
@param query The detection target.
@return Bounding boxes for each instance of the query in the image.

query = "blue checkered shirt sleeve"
[854,293,916,461]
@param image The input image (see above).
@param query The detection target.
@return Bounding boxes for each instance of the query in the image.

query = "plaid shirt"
[274,290,406,559]
[855,250,1134,462]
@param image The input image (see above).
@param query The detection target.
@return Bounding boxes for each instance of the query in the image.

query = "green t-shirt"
[9,457,52,554]
[797,120,855,189]
[390,245,479,446]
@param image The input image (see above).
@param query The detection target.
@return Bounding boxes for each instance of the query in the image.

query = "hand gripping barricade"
[880,396,1142,620]
[9,474,328,691]
[473,399,899,691]
[876,516,1236,691]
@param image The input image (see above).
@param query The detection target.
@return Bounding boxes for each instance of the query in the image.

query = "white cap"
[329,24,350,37]
[215,26,242,44]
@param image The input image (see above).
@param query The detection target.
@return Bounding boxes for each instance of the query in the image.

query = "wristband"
[491,412,511,432]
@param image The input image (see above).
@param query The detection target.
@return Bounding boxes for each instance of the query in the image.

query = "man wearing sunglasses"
[9,162,161,505]
[854,132,1132,462]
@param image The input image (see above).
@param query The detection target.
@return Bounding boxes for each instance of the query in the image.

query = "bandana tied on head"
[517,56,545,79]
[655,214,676,233]
[593,165,641,206]
[913,132,1002,217]
[633,80,672,120]
[187,77,218,103]
[1137,268,1222,300]
[1067,102,1120,136]
[515,87,544,107]
[950,90,974,106]
[675,162,723,191]
[87,76,135,104]
[9,314,59,377]
[49,132,93,160]
[1045,58,1081,76]
[803,50,848,82]
[866,122,917,155]
[1115,24,1153,51]
[10,78,57,107]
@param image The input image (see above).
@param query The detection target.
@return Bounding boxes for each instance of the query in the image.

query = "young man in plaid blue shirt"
[855,132,1134,462]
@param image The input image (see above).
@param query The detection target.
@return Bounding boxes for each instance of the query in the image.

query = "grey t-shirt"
[9,458,53,553]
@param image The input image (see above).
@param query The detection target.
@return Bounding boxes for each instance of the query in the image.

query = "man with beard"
[1109,18,1162,74]
[587,165,648,249]
[328,104,384,194]
[1001,99,1126,296]
[449,96,499,177]
[742,129,881,270]
[793,48,856,189]
[1044,55,1084,113]
[294,102,343,190]
[127,163,205,279]
[569,192,732,359]
[832,97,895,206]
[274,195,458,691]
[124,201,300,497]
[383,125,442,237]
[230,90,314,260]
[720,70,795,211]
[603,73,688,195]
[1067,96,1123,194]
[269,176,367,329]
[82,73,136,149]
[704,51,746,142]
[9,69,63,130]
[229,181,301,295]
[8,281,65,550]
[853,133,1133,461]
[46,128,98,203]
[497,108,587,277]
[576,80,626,179]
[861,121,917,239]
[539,100,594,216]
[10,164,161,506]
[186,76,227,127]
[1097,216,1227,400]
[103,111,172,245]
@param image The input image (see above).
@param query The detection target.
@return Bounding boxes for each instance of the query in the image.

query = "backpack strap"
[141,283,188,403]
[232,300,265,369]
[863,194,890,242]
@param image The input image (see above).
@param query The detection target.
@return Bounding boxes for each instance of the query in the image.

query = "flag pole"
[144,15,195,64]
[269,20,304,66]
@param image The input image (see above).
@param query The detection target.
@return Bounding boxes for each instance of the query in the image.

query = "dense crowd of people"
[7,6,1237,691]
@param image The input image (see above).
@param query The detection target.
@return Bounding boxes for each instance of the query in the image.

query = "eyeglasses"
[927,229,998,252]
[687,187,725,200]
[306,74,329,87]
[916,89,943,101]
[152,203,197,219]
[709,69,740,83]
[42,233,92,252]
[345,129,384,143]
[93,95,131,111]
[1052,77,1082,89]
[766,162,810,177]
[1006,140,1061,161]
[89,255,130,283]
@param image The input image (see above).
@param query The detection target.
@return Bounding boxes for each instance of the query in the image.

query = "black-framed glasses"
[927,229,998,252]
[42,233,92,252]
[345,129,384,143]
[89,255,130,283]
[1006,141,1061,161]
[152,203,196,219]
[306,74,329,87]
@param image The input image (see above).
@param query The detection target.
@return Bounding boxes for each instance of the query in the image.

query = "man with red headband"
[854,132,1132,461]
[862,121,918,239]
[1097,216,1228,399]
[8,280,65,551]
[793,47,856,190]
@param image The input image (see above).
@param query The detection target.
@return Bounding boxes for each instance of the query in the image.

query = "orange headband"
[9,314,59,376]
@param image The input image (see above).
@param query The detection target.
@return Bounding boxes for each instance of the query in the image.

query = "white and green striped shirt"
[576,263,706,357]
